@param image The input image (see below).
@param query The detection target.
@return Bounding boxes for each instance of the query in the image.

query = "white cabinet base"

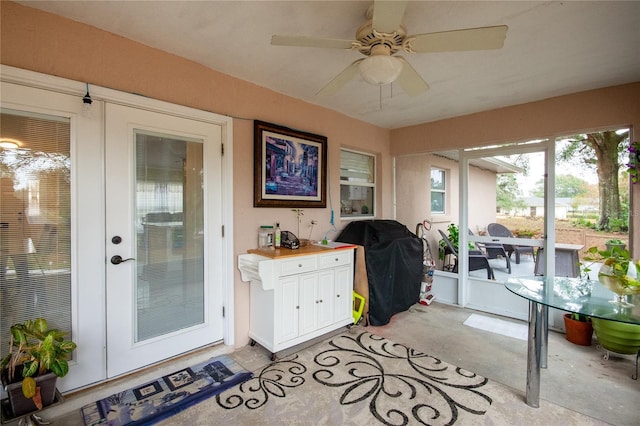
[239,247,355,359]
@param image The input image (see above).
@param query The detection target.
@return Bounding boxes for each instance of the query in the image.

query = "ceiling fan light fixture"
[358,55,403,85]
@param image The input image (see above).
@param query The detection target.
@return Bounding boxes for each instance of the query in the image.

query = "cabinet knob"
[334,258,338,262]
[298,264,302,268]
[296,305,299,309]
[336,294,340,298]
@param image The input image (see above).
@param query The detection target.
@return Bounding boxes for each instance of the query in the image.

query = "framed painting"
[254,120,327,208]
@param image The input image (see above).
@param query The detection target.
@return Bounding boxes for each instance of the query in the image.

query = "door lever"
[110,255,135,265]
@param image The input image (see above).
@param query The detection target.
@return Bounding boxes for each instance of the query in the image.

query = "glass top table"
[505,276,640,324]
[504,276,640,408]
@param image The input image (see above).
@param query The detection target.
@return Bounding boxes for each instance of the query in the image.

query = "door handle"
[110,255,135,265]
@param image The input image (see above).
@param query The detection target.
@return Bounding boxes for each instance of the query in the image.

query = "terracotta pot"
[563,313,593,346]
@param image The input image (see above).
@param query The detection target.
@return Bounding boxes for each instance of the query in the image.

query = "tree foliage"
[497,173,526,212]
[556,130,629,231]
[531,174,590,198]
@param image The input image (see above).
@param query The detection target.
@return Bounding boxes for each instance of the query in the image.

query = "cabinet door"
[317,270,336,329]
[275,275,299,344]
[298,272,319,336]
[334,266,353,323]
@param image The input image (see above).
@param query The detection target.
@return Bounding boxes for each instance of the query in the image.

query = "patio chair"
[469,229,511,274]
[438,229,494,279]
[487,223,535,264]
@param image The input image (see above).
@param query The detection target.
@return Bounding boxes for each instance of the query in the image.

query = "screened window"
[431,168,446,214]
[340,149,375,218]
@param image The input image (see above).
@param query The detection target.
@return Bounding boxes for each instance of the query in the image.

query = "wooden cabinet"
[238,246,354,358]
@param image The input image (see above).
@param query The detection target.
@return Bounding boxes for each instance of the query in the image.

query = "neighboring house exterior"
[505,196,572,220]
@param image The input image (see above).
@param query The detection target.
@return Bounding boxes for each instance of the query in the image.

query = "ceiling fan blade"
[407,25,508,53]
[372,0,408,33]
[316,59,363,97]
[395,57,429,97]
[271,35,355,50]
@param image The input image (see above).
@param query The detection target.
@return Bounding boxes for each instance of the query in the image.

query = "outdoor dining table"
[504,275,640,407]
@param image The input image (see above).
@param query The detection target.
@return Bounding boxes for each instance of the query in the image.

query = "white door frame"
[0,65,235,390]
[458,141,555,318]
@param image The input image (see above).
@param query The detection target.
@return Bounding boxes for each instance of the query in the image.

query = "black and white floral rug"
[158,331,494,425]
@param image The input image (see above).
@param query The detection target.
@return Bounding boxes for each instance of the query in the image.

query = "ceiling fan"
[271,1,508,97]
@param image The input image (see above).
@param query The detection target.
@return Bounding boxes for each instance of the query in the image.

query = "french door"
[0,82,105,391]
[105,103,224,377]
[2,66,231,394]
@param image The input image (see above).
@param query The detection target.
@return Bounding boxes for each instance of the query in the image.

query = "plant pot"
[605,243,626,252]
[591,317,640,354]
[563,313,593,346]
[1,369,58,417]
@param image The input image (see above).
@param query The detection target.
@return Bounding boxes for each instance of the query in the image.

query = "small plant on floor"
[0,318,76,409]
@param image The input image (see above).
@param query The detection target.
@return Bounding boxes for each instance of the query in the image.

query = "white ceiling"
[19,1,640,129]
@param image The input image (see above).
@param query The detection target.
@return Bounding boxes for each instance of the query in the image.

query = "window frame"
[430,167,446,215]
[339,148,376,220]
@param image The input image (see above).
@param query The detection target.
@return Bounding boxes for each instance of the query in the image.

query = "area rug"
[80,354,253,426]
[159,331,495,425]
[463,313,528,341]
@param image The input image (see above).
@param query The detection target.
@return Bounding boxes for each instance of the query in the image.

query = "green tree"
[531,174,589,198]
[496,174,526,212]
[557,130,629,231]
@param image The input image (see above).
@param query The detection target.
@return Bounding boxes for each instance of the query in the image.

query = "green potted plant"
[0,318,76,417]
[438,223,473,260]
[604,238,626,252]
[583,245,640,305]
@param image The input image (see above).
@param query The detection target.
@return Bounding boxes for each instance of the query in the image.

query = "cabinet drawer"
[279,256,317,276]
[318,250,352,269]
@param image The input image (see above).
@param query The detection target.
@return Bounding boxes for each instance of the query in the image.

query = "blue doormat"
[81,354,253,425]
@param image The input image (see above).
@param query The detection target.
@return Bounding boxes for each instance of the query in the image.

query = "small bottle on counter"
[274,222,281,248]
[258,225,274,249]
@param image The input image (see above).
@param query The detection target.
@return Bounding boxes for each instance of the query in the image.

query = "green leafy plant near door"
[0,318,76,414]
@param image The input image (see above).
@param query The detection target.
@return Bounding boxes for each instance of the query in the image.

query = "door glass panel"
[0,109,72,354]
[135,131,204,341]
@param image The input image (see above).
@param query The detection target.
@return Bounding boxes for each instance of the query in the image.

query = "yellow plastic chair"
[353,291,365,325]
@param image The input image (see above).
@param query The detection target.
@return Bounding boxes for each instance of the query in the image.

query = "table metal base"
[526,301,548,407]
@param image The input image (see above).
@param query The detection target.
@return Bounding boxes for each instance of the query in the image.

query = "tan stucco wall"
[395,154,496,263]
[0,2,393,347]
[390,83,640,155]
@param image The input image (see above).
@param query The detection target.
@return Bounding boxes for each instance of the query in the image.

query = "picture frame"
[254,120,327,208]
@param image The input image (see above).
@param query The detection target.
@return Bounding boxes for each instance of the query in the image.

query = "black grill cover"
[336,220,422,326]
